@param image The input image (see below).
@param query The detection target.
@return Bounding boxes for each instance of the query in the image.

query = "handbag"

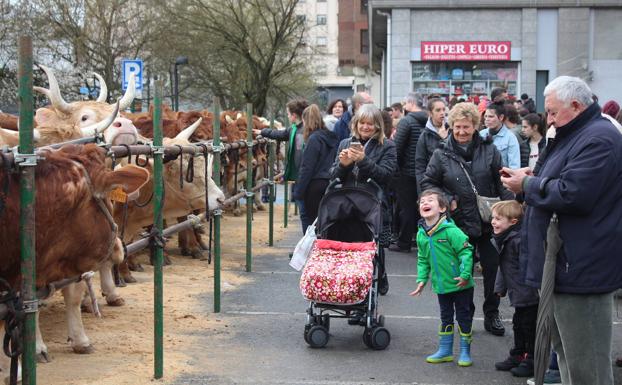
[457,162,500,223]
[289,218,317,271]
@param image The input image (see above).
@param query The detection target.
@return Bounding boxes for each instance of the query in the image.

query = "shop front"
[411,41,519,99]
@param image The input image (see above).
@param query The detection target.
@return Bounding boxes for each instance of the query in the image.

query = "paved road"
[172,214,622,385]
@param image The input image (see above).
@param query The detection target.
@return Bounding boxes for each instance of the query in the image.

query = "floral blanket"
[300,239,376,305]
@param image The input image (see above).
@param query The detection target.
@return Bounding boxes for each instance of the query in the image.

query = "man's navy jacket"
[520,102,622,294]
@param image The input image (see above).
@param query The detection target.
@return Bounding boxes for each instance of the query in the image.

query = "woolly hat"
[603,100,620,118]
[521,93,529,101]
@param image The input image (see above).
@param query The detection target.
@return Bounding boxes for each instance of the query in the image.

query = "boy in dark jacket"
[491,200,539,378]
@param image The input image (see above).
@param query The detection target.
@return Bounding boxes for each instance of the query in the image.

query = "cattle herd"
[0,66,283,381]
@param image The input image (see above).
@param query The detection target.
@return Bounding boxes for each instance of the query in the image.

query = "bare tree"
[157,0,315,115]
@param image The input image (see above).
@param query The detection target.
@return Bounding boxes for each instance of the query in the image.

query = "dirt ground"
[33,205,291,385]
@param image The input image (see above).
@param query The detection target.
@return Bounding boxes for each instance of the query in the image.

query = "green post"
[268,120,275,247]
[283,140,289,229]
[245,103,253,272]
[18,35,36,385]
[212,97,222,313]
[153,80,164,380]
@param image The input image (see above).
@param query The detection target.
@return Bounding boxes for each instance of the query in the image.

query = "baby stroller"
[300,179,390,350]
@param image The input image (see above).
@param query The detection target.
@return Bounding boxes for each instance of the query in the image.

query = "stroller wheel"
[303,324,312,344]
[370,327,391,350]
[306,325,329,348]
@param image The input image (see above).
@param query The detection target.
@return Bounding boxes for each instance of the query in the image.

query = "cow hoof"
[190,249,204,259]
[232,208,242,216]
[81,303,93,314]
[129,263,144,272]
[256,204,266,211]
[122,274,137,284]
[37,351,51,363]
[72,344,94,354]
[106,297,125,307]
[180,247,192,257]
[164,255,173,266]
[198,239,210,251]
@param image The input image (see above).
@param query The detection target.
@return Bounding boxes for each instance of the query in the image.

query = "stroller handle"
[365,178,384,201]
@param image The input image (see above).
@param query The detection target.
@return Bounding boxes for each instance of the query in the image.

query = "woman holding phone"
[330,104,397,295]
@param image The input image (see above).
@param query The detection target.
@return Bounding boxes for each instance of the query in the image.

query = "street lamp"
[173,55,189,111]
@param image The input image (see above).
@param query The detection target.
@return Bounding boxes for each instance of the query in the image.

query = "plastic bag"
[289,219,317,271]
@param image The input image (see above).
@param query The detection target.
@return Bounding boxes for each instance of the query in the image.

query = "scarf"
[449,133,481,162]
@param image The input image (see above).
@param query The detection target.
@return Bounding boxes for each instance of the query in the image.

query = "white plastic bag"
[289,219,317,271]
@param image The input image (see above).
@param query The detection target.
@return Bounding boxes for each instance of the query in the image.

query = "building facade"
[368,0,622,111]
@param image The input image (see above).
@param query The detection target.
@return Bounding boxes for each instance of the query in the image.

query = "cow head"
[33,65,138,146]
[161,118,225,212]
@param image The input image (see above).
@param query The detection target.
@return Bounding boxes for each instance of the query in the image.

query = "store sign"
[421,41,511,61]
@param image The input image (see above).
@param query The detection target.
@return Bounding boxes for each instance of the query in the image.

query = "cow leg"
[100,262,125,306]
[35,311,51,363]
[127,254,144,272]
[119,260,137,283]
[0,353,21,384]
[62,283,94,354]
[179,228,204,260]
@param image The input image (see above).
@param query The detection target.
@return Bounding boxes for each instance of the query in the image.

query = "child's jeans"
[438,287,474,333]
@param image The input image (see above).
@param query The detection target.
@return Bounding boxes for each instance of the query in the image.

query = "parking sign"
[122,59,143,91]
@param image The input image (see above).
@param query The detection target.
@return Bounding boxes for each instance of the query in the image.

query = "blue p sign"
[122,59,143,91]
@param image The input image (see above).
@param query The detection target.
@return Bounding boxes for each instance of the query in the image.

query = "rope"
[0,278,23,385]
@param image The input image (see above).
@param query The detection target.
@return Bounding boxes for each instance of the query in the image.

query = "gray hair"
[405,92,424,108]
[543,76,594,107]
[351,103,386,144]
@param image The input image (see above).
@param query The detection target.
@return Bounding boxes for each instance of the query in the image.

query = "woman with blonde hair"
[292,104,339,231]
[330,103,397,295]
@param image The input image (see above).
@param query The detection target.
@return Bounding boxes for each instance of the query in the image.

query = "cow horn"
[175,117,202,141]
[118,73,135,111]
[236,113,242,120]
[225,115,233,124]
[80,101,120,137]
[93,72,108,103]
[37,65,72,114]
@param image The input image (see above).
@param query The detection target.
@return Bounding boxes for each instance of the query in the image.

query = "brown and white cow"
[0,144,149,360]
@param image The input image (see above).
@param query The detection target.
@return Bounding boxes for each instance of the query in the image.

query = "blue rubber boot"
[458,326,473,367]
[426,324,454,363]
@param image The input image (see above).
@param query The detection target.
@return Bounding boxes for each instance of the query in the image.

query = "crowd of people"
[260,76,622,385]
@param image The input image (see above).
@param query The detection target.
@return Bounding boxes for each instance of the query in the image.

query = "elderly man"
[333,92,373,142]
[501,76,622,385]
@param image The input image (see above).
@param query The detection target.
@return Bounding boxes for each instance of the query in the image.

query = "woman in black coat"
[330,103,397,295]
[421,102,513,336]
[293,104,339,232]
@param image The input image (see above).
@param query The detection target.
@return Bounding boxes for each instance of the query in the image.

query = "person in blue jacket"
[501,76,622,385]
[333,92,373,142]
[292,104,339,232]
[481,102,521,169]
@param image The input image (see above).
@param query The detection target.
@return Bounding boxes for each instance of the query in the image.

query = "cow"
[0,144,150,361]
[0,111,18,131]
[112,119,225,284]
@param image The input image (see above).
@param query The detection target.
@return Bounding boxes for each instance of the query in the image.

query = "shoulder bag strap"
[456,160,479,196]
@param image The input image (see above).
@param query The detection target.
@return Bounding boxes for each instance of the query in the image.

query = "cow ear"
[34,108,56,127]
[106,164,150,194]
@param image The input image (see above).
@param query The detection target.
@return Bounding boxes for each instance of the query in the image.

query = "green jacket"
[416,217,474,295]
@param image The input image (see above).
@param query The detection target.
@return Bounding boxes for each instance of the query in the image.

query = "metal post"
[212,97,222,313]
[268,119,275,247]
[245,103,253,272]
[283,142,288,229]
[153,81,164,379]
[173,65,179,111]
[18,35,36,385]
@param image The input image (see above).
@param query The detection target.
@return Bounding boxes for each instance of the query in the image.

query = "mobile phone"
[349,141,363,150]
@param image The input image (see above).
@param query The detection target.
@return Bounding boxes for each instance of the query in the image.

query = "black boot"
[510,354,534,377]
[484,314,505,336]
[494,348,524,371]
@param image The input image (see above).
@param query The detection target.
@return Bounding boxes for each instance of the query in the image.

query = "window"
[296,15,306,23]
[360,29,369,54]
[317,15,326,25]
[361,0,368,14]
[317,36,327,47]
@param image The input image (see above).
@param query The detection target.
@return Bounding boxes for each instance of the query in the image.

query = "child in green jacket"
[410,188,475,367]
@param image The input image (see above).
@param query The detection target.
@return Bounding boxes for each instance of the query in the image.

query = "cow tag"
[109,187,128,203]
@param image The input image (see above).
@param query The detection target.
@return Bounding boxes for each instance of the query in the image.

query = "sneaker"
[526,369,562,385]
[511,356,534,377]
[484,315,505,336]
[495,354,523,371]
